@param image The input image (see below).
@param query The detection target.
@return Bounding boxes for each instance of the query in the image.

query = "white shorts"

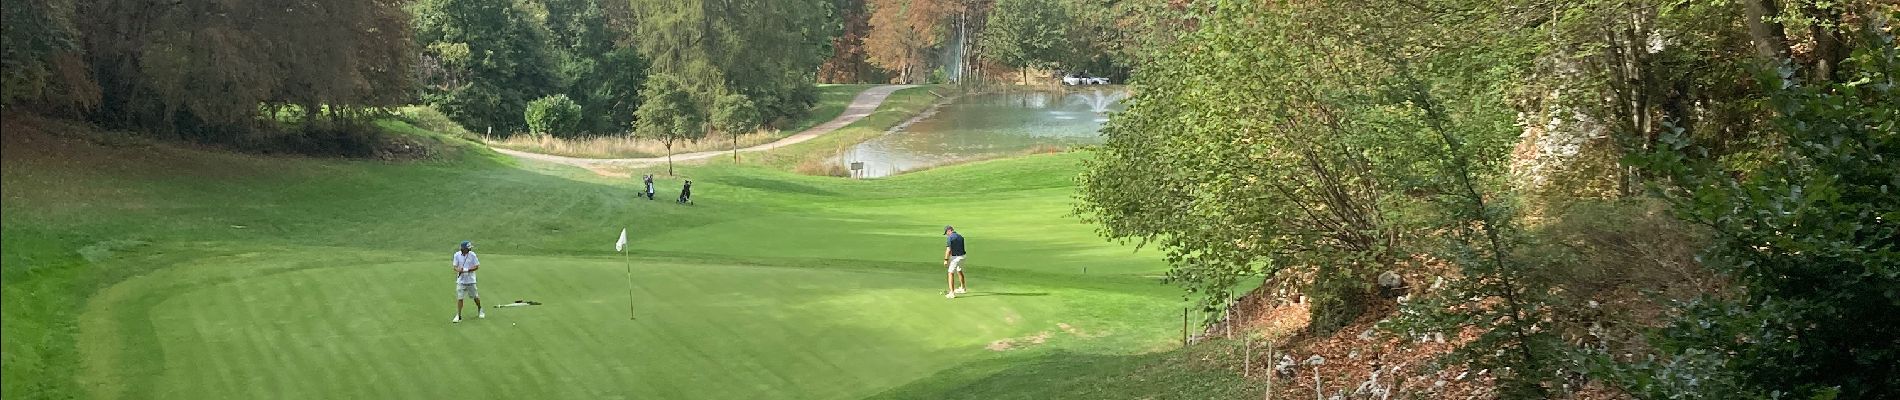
[947,256,965,273]
[456,283,480,300]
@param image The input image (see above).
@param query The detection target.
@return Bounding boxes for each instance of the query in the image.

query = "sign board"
[849,162,864,171]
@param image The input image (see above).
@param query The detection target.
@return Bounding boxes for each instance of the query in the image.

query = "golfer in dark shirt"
[943,226,968,298]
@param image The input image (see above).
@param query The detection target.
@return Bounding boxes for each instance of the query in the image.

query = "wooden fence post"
[1243,335,1252,378]
[1264,340,1274,400]
[1225,305,1234,339]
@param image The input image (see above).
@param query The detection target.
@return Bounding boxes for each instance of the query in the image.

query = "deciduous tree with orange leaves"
[865,0,953,83]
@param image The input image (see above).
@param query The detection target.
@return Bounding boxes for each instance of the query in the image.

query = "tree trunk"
[1741,0,1791,63]
[666,139,674,176]
[1802,2,1847,82]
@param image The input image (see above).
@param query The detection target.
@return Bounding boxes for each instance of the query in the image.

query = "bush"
[793,157,850,177]
[524,94,582,138]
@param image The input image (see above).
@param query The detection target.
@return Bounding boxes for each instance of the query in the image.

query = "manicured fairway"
[3,118,1198,399]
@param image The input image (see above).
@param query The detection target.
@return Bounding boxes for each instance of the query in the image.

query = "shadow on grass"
[714,175,840,196]
[866,346,1264,400]
[956,292,1050,298]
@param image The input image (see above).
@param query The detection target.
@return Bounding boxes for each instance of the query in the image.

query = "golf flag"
[615,228,628,252]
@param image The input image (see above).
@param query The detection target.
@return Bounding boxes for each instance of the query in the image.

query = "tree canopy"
[1,0,412,142]
[980,0,1072,80]
[1081,0,1897,397]
[864,0,953,83]
[633,74,704,175]
[410,0,559,134]
[629,0,834,123]
[710,93,761,136]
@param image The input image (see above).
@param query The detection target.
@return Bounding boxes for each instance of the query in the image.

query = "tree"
[524,94,582,137]
[1,0,95,109]
[630,0,833,124]
[818,0,882,83]
[865,0,952,83]
[569,45,649,134]
[411,0,560,134]
[56,0,413,139]
[980,0,1071,83]
[634,74,704,175]
[710,93,760,162]
[1614,24,1900,399]
[1325,0,1579,395]
[1381,45,1566,400]
[1075,2,1434,333]
[535,0,647,135]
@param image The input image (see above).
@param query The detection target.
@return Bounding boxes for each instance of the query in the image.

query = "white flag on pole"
[615,228,628,252]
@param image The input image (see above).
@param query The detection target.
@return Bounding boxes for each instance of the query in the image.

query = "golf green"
[85,254,1135,399]
[4,124,1197,399]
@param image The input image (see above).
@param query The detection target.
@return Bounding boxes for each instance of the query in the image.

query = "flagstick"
[623,248,635,320]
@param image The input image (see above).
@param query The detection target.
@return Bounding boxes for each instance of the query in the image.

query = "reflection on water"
[841,88,1127,178]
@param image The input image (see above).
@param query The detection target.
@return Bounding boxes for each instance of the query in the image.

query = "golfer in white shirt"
[452,240,485,323]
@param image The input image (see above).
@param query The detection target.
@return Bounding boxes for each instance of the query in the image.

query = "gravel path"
[492,84,917,168]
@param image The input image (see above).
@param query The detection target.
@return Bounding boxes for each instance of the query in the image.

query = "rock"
[1348,350,1360,360]
[1355,368,1386,397]
[1377,271,1407,298]
[1305,355,1326,366]
[1378,270,1403,287]
[1275,355,1298,378]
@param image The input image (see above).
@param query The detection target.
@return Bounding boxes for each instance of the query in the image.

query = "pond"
[838,87,1127,178]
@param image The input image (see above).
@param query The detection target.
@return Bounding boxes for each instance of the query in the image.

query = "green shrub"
[524,94,582,138]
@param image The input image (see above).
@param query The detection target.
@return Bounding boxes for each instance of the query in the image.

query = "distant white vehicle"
[1062,74,1110,85]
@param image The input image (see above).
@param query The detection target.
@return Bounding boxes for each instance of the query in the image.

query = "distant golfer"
[677,180,693,204]
[452,240,485,323]
[643,174,656,200]
[943,226,968,298]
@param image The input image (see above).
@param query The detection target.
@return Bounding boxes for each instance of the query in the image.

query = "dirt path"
[492,85,916,168]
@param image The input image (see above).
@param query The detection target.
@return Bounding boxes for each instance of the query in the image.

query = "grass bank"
[781,83,879,133]
[485,84,877,159]
[734,85,951,173]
